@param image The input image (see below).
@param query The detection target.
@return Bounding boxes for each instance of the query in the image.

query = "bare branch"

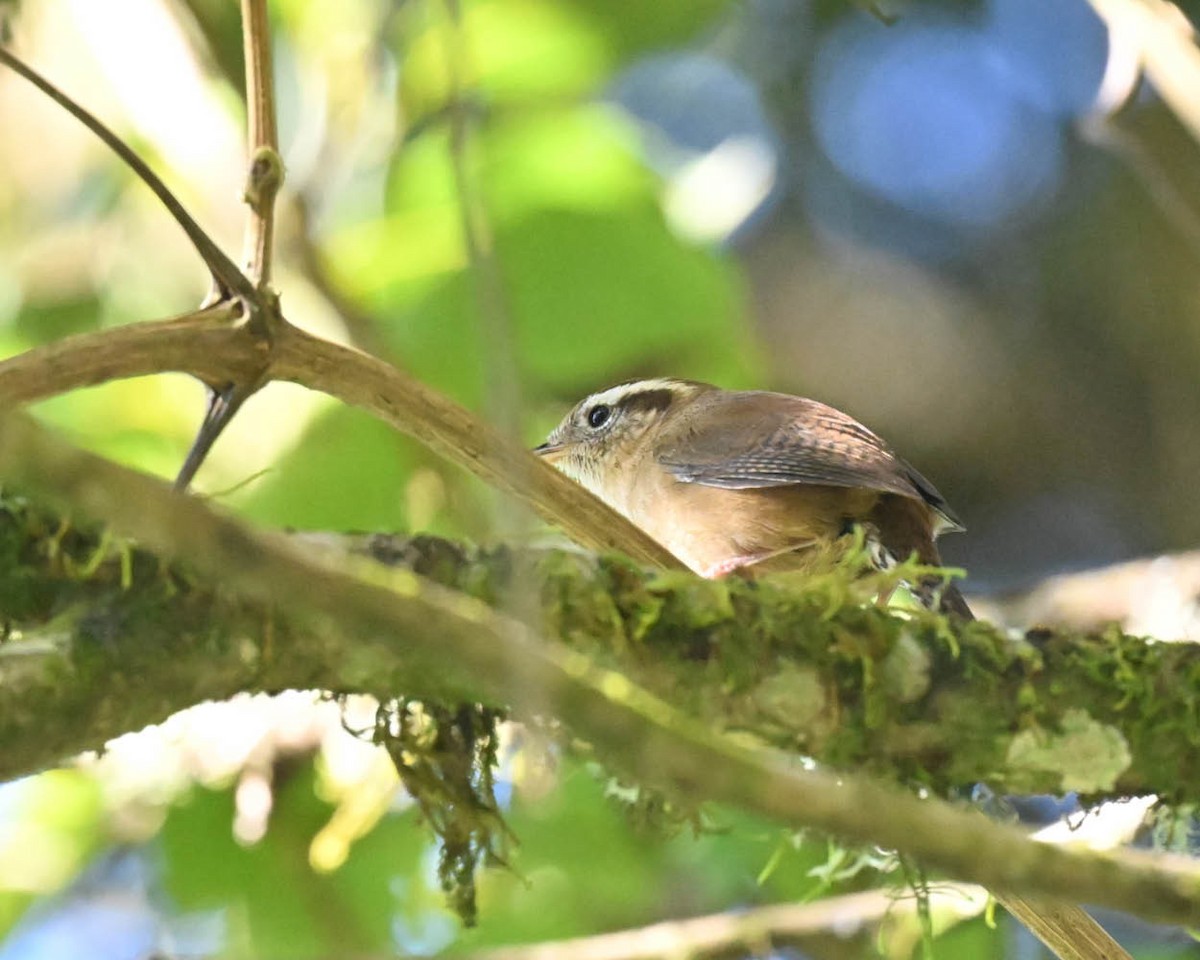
[0,44,253,302]
[0,305,246,402]
[0,316,680,566]
[0,9,678,559]
[460,889,1127,960]
[462,890,896,960]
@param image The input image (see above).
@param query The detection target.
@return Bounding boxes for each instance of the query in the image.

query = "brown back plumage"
[650,390,971,618]
[655,390,962,532]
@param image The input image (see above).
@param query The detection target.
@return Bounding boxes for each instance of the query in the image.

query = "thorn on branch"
[0,43,255,303]
[0,41,287,492]
[173,286,285,490]
[173,380,262,492]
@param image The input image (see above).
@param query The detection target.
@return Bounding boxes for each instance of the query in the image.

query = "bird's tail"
[873,497,974,620]
[917,577,975,620]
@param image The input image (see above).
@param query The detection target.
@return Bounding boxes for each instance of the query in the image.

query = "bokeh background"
[2,0,1199,956]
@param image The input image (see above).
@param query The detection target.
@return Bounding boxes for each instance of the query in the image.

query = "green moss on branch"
[0,495,1193,802]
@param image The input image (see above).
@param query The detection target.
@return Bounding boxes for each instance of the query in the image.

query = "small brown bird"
[535,378,972,619]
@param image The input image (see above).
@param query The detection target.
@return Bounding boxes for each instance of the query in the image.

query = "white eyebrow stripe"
[582,379,689,409]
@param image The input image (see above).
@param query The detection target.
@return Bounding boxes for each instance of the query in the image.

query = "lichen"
[747,663,826,732]
[1006,708,1132,793]
[879,629,931,705]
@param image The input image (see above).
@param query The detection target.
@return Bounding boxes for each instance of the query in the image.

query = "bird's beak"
[533,441,567,463]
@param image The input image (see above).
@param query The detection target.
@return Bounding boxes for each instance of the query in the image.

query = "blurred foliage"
[0,727,897,958]
[160,763,425,957]
[4,0,1200,956]
[0,772,106,938]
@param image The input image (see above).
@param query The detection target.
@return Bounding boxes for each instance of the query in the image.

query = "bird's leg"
[699,556,762,579]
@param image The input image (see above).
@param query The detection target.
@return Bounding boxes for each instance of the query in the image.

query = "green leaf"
[0,771,106,939]
[232,405,417,531]
[398,0,612,125]
[395,0,736,130]
[160,763,431,957]
[334,107,755,414]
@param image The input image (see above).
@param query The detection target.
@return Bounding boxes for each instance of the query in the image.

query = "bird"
[535,378,972,619]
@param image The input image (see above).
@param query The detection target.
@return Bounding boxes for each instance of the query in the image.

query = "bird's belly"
[625,481,879,579]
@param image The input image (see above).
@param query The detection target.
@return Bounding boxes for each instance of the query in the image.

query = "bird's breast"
[622,470,881,578]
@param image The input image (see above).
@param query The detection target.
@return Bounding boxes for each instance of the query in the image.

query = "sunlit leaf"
[398,0,611,126]
[232,405,416,531]
[160,764,428,956]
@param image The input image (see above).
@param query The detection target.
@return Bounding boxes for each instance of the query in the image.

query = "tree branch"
[0,305,246,402]
[2,484,1198,800]
[1087,0,1200,144]
[461,890,898,960]
[0,315,680,567]
[239,0,282,287]
[2,413,1200,929]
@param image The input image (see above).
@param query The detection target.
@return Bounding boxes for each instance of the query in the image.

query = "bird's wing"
[656,391,964,531]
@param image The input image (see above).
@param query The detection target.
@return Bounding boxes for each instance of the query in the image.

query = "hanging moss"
[375,699,507,927]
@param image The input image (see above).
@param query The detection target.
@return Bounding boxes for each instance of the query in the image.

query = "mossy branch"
[1,448,1197,801]
[3,414,1200,929]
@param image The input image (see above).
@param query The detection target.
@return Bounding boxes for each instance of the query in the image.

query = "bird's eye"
[586,404,612,429]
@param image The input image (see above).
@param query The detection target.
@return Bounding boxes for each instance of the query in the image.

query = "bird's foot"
[699,556,762,580]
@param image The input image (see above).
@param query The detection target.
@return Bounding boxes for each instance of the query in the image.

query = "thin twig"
[438,0,537,635]
[0,45,253,302]
[172,0,287,488]
[442,0,524,447]
[462,890,895,960]
[1,411,1200,928]
[239,0,283,287]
